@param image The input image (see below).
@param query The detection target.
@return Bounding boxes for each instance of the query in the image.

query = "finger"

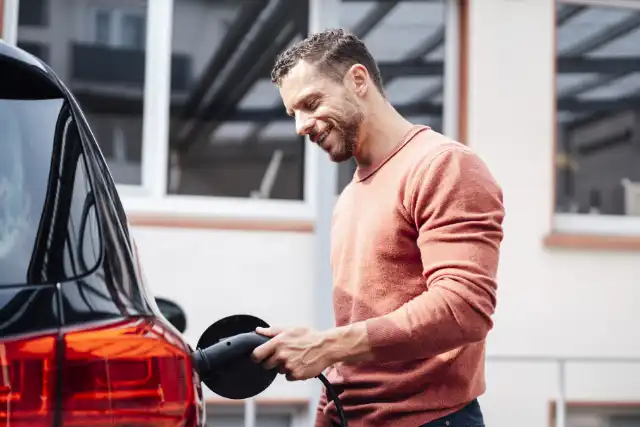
[285,371,300,382]
[255,326,283,337]
[262,353,282,371]
[251,340,276,363]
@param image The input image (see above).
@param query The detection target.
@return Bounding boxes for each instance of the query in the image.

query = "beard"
[324,97,365,163]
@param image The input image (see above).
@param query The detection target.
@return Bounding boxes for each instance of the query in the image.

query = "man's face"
[279,60,364,163]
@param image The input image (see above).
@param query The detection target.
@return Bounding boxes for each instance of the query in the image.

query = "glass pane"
[18,0,48,27]
[335,0,447,194]
[167,0,308,200]
[555,2,640,216]
[0,97,101,286]
[17,0,149,186]
[256,413,293,426]
[122,14,146,49]
[205,411,292,427]
[95,10,111,45]
[205,414,243,427]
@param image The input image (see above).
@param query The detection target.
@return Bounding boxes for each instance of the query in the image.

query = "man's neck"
[354,102,415,169]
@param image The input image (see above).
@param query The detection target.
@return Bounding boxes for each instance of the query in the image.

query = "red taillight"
[61,317,197,426]
[0,333,57,426]
[0,317,199,427]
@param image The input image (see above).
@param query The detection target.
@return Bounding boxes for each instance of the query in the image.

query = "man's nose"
[295,113,315,136]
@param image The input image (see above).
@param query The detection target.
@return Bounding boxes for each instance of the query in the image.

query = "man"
[251,28,504,427]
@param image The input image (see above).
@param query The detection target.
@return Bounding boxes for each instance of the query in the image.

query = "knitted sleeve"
[364,146,505,362]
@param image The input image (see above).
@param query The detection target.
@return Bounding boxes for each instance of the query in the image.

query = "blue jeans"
[330,399,485,427]
[420,399,485,427]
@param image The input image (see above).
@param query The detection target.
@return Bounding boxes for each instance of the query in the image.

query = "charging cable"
[318,372,348,427]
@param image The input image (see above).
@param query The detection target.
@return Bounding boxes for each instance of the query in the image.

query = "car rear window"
[0,81,102,286]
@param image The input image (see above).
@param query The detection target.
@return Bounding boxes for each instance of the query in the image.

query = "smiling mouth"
[316,127,332,144]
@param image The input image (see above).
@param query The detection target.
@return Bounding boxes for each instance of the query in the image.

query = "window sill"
[121,194,316,232]
[205,397,309,407]
[554,213,640,235]
[547,213,640,250]
[128,213,314,233]
[543,233,640,251]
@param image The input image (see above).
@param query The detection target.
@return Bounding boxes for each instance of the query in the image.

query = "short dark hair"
[271,28,384,94]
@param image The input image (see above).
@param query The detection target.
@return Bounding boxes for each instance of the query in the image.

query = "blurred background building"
[2,0,640,426]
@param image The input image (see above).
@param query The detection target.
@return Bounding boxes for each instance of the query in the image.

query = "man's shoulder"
[401,129,501,208]
[408,129,471,165]
[402,129,477,180]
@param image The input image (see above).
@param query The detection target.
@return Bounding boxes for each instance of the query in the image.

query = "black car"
[0,40,205,426]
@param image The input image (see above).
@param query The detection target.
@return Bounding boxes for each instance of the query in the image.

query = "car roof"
[0,40,67,99]
[0,39,49,71]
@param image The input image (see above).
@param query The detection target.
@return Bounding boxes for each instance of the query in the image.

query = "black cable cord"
[317,373,348,427]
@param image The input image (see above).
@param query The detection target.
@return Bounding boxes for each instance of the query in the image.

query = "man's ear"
[346,64,369,97]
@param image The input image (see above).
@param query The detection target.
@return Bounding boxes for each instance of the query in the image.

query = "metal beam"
[231,95,640,122]
[174,0,298,151]
[381,25,446,109]
[73,88,640,119]
[183,139,302,163]
[402,24,445,61]
[554,9,640,124]
[378,60,444,78]
[558,72,626,98]
[232,101,443,122]
[558,96,640,113]
[176,1,269,122]
[556,4,585,26]
[245,0,313,143]
[373,57,640,77]
[562,11,640,56]
[352,0,399,37]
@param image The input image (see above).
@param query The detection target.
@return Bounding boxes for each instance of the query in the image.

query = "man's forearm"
[322,276,495,365]
[322,321,373,365]
[365,277,495,363]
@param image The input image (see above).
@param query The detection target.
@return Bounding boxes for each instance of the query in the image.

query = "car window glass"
[0,97,102,286]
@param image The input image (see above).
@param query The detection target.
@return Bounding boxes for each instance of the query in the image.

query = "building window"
[16,0,149,187]
[167,0,309,201]
[91,8,146,50]
[204,400,306,427]
[552,403,640,427]
[10,0,463,220]
[554,1,640,222]
[18,0,48,27]
[335,0,458,195]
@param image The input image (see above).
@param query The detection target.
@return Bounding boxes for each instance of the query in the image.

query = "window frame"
[549,400,640,427]
[87,7,147,50]
[552,0,640,239]
[205,398,309,427]
[5,0,465,225]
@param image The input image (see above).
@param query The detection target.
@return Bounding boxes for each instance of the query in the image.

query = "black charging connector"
[192,331,348,427]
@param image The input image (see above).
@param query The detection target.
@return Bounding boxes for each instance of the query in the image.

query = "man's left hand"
[251,326,335,381]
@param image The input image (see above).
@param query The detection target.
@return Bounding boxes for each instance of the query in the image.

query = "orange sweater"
[316,126,505,427]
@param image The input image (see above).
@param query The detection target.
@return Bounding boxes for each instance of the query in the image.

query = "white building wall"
[130,225,317,401]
